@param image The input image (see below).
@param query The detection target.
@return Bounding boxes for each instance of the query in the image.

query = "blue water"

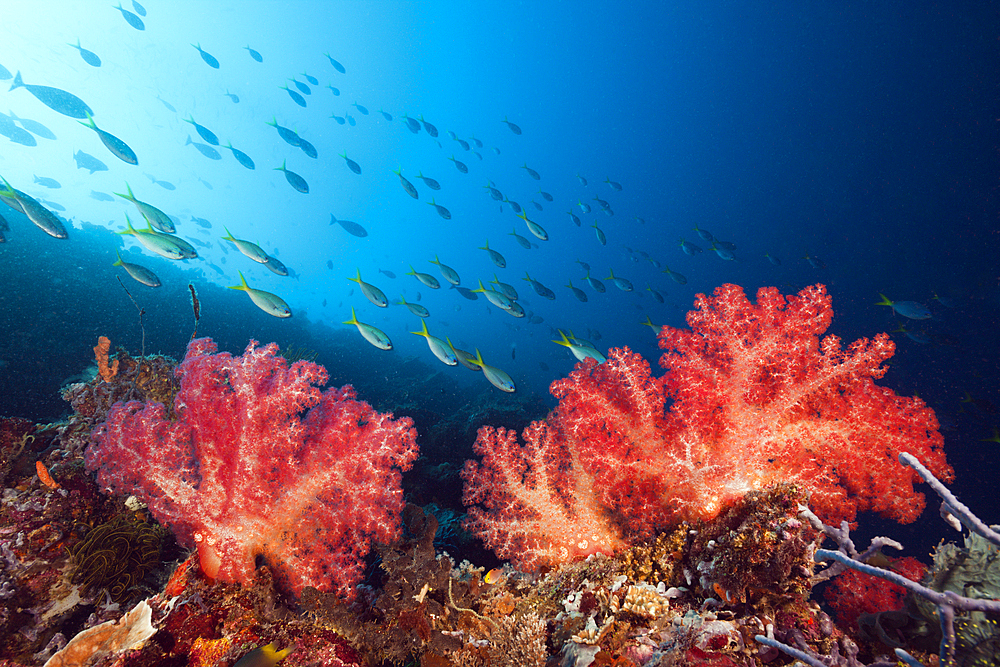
[0,2,997,554]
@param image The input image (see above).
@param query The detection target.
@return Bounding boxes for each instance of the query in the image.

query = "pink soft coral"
[87,338,418,599]
[462,284,951,571]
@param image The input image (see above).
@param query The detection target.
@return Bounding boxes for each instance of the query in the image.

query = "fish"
[406,266,440,289]
[427,198,451,220]
[804,254,826,269]
[274,160,308,193]
[325,53,346,73]
[661,265,687,285]
[244,46,263,62]
[184,116,218,145]
[340,152,361,175]
[131,1,146,16]
[222,226,269,264]
[229,271,291,318]
[344,308,392,350]
[90,190,114,201]
[0,64,10,80]
[531,200,543,211]
[480,240,506,268]
[876,294,932,320]
[576,260,591,272]
[38,198,65,212]
[10,72,93,119]
[199,178,213,190]
[113,250,160,287]
[429,256,460,285]
[302,71,319,85]
[418,115,438,137]
[114,3,145,30]
[446,339,480,371]
[411,321,457,366]
[267,117,301,146]
[483,182,504,201]
[114,182,175,233]
[524,272,555,300]
[566,210,581,227]
[192,43,219,69]
[74,149,109,173]
[521,164,540,180]
[592,223,607,246]
[348,269,388,307]
[577,174,588,186]
[223,90,239,103]
[394,168,418,199]
[155,95,176,112]
[225,143,255,170]
[491,275,518,301]
[281,84,306,107]
[69,39,101,67]
[456,138,470,151]
[329,214,367,238]
[330,114,346,124]
[401,114,421,134]
[577,199,591,213]
[607,269,633,291]
[647,284,664,303]
[416,172,440,190]
[584,271,606,293]
[566,280,588,302]
[0,117,37,146]
[0,178,68,239]
[693,224,714,242]
[765,253,781,266]
[679,239,703,256]
[7,111,55,139]
[353,102,369,115]
[347,115,355,126]
[191,216,212,229]
[502,116,522,135]
[379,269,396,279]
[452,285,479,301]
[298,137,317,159]
[145,174,176,190]
[593,195,611,210]
[78,114,137,163]
[604,177,622,191]
[118,214,192,259]
[292,79,311,95]
[33,176,60,189]
[553,330,606,363]
[448,156,468,173]
[327,85,340,96]
[469,349,515,392]
[710,243,735,261]
[509,227,531,249]
[378,108,393,121]
[184,135,220,161]
[504,198,522,214]
[397,296,429,317]
[517,211,548,241]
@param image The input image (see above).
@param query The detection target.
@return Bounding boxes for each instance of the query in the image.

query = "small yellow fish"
[344,307,392,350]
[233,641,295,667]
[484,567,505,585]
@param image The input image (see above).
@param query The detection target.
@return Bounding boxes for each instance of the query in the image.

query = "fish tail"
[10,71,22,91]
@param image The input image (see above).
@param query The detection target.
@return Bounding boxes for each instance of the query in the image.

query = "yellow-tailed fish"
[471,280,513,310]
[411,320,457,366]
[113,249,161,287]
[114,182,174,232]
[553,330,606,363]
[118,213,187,259]
[516,211,548,241]
[447,338,481,372]
[233,641,295,667]
[469,349,515,392]
[429,255,460,285]
[348,269,388,307]
[344,307,392,349]
[0,177,67,239]
[222,226,269,263]
[397,295,429,317]
[228,271,291,318]
[406,265,440,289]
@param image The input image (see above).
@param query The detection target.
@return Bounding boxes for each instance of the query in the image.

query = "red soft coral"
[463,284,951,571]
[87,338,418,599]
